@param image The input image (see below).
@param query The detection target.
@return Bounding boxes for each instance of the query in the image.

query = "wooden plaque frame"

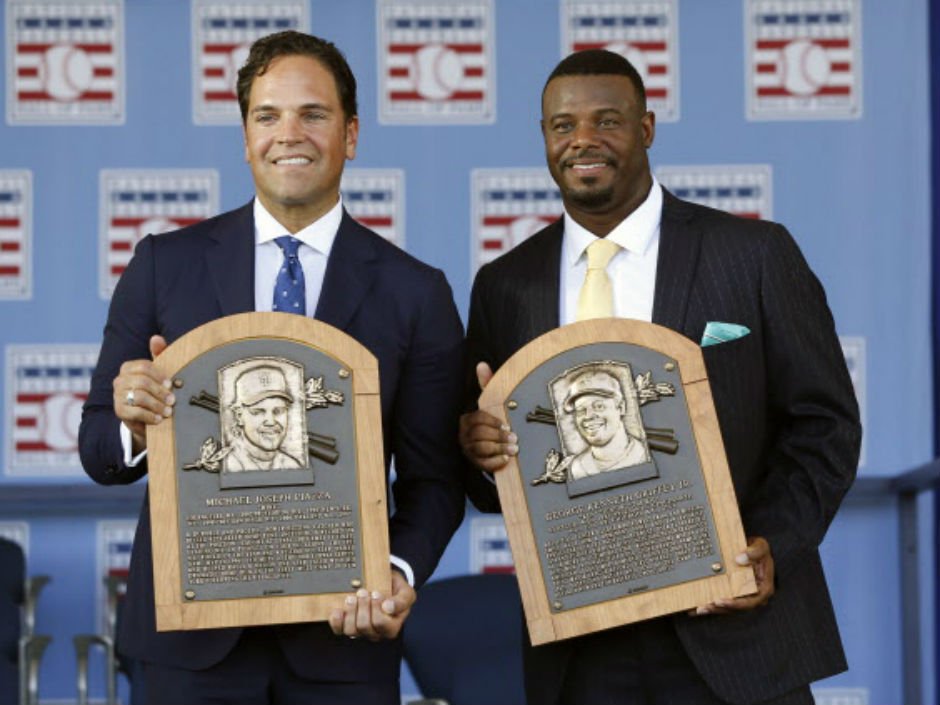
[479,319,755,645]
[147,312,390,631]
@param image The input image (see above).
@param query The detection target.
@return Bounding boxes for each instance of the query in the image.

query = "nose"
[570,121,600,149]
[276,112,304,144]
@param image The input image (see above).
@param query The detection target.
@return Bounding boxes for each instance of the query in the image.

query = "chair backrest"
[403,573,526,705]
[0,537,25,704]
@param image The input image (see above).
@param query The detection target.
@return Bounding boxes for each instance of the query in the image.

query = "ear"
[641,110,656,149]
[345,115,359,161]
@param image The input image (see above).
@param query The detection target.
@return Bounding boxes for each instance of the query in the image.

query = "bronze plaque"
[479,320,755,645]
[147,313,389,631]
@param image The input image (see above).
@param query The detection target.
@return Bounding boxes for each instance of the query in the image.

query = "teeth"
[276,157,310,165]
[572,163,605,170]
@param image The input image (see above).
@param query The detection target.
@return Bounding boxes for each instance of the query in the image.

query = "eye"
[303,111,327,122]
[255,113,276,124]
[552,120,573,133]
[598,118,620,128]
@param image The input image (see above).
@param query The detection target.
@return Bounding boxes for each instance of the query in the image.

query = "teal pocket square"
[701,322,750,347]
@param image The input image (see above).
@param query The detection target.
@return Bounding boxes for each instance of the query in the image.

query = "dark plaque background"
[508,342,723,612]
[171,339,362,602]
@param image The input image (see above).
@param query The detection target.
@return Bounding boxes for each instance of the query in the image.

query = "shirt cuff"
[120,422,148,467]
[389,555,414,587]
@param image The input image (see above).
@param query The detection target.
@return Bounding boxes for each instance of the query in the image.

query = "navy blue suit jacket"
[464,192,862,704]
[80,202,466,682]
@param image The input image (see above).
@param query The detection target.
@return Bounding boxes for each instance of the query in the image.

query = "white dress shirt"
[560,178,663,325]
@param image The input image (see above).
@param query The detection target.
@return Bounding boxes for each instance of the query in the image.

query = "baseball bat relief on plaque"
[479,319,755,645]
[146,312,389,631]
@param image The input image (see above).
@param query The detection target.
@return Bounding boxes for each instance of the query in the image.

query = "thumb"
[149,335,168,360]
[476,362,494,390]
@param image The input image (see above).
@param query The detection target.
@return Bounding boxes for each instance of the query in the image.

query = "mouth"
[273,156,313,166]
[580,420,604,434]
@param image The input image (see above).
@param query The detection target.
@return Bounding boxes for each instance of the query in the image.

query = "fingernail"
[356,589,368,599]
[371,591,381,600]
[500,424,510,432]
[735,553,749,566]
[166,393,176,405]
[696,606,709,615]
[163,406,173,416]
[154,415,162,423]
[507,432,518,443]
[345,596,356,605]
[162,379,171,389]
[715,600,730,608]
[507,444,519,455]
[382,599,395,614]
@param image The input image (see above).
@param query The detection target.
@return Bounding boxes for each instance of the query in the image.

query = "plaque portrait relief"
[537,360,676,498]
[219,359,308,473]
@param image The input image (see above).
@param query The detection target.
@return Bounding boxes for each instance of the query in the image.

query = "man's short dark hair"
[236,30,358,122]
[543,49,647,111]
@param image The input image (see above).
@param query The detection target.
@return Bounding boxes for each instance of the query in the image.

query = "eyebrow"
[547,106,624,121]
[250,102,334,114]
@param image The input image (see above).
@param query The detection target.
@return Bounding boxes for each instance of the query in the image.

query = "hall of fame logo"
[99,169,219,298]
[839,336,866,467]
[0,521,29,557]
[340,169,405,248]
[471,169,563,275]
[655,164,773,220]
[378,0,495,124]
[470,516,514,574]
[0,171,31,299]
[561,0,679,122]
[95,520,135,632]
[6,0,124,124]
[192,0,308,124]
[745,0,862,120]
[5,344,98,477]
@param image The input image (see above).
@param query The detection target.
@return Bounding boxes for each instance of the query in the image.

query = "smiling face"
[541,74,654,233]
[243,54,358,232]
[237,397,289,452]
[573,394,624,447]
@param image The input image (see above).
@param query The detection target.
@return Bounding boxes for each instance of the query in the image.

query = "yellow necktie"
[576,238,621,321]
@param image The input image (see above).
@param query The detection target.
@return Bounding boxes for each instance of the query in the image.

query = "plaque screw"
[338,369,350,379]
[184,590,196,600]
[711,562,722,573]
[552,601,563,610]
[173,378,184,389]
[350,579,362,589]
[664,362,676,372]
[507,400,518,410]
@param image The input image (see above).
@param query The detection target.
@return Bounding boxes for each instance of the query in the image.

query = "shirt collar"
[253,197,344,256]
[564,177,663,266]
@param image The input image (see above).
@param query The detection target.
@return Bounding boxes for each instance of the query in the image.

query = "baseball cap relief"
[234,365,294,407]
[563,371,623,413]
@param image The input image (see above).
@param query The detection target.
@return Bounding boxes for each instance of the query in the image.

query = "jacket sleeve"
[79,235,158,486]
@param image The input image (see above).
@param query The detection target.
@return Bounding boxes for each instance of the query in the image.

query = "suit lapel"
[519,220,563,345]
[205,202,256,316]
[652,190,702,335]
[314,211,378,331]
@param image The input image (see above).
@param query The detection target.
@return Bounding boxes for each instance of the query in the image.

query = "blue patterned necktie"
[272,236,306,316]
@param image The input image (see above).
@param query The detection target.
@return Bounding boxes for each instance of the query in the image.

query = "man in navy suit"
[80,31,464,705]
[460,50,861,705]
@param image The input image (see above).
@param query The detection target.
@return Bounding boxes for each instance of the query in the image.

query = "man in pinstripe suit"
[460,49,861,705]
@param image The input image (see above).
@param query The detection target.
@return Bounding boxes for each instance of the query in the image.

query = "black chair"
[403,573,526,705]
[0,536,51,705]
[73,573,131,705]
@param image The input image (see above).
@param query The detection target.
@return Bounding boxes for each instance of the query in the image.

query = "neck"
[590,430,631,467]
[260,193,339,234]
[566,175,653,237]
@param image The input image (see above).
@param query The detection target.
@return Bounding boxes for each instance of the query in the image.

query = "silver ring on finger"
[126,389,136,407]
[347,634,359,640]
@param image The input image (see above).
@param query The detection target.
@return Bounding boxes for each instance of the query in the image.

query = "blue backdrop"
[0,1,935,703]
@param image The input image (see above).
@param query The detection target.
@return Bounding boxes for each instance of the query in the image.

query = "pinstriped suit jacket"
[465,191,861,704]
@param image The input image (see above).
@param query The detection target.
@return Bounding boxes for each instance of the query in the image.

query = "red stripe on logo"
[815,39,851,49]
[15,418,37,428]
[17,67,39,77]
[631,42,667,52]
[817,86,851,95]
[16,394,48,403]
[356,217,393,228]
[74,44,112,53]
[572,42,607,51]
[388,43,482,53]
[0,266,21,275]
[573,41,667,53]
[203,44,241,53]
[0,242,21,251]
[646,65,667,75]
[735,212,760,219]
[79,91,114,100]
[389,91,484,101]
[111,265,126,276]
[110,241,132,251]
[482,216,515,226]
[93,67,113,77]
[16,442,53,452]
[16,44,53,53]
[0,218,20,227]
[464,66,484,77]
[204,91,237,101]
[388,67,409,77]
[756,63,777,73]
[482,240,503,250]
[646,88,667,99]
[17,91,52,100]
[203,67,225,77]
[830,62,851,72]
[482,566,515,574]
